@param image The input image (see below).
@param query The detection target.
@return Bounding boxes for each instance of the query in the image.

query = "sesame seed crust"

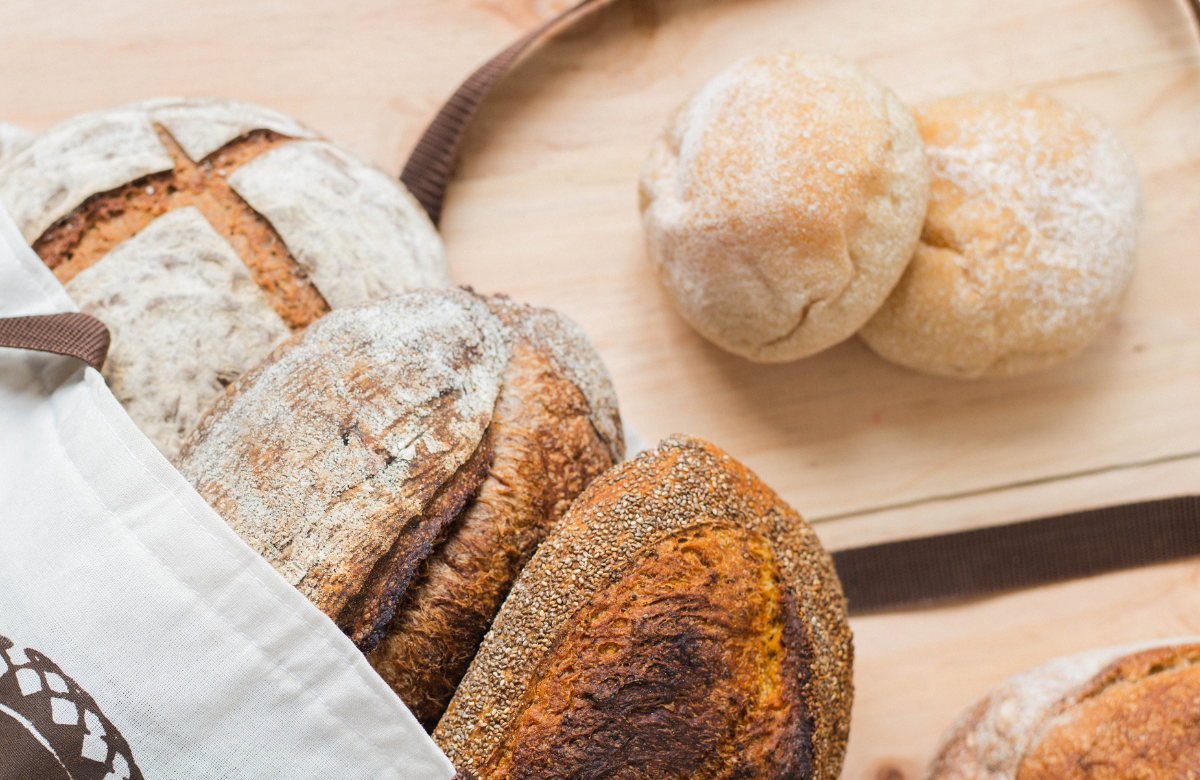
[434,434,853,780]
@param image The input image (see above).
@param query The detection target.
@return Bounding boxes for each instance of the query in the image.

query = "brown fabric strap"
[0,312,111,370]
[834,495,1200,615]
[400,0,613,226]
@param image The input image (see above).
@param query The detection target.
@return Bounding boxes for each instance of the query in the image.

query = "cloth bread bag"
[0,200,453,778]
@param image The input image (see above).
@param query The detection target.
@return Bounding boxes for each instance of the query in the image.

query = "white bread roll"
[640,51,929,362]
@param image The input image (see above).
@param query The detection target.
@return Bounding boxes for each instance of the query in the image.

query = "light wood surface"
[3,0,1200,776]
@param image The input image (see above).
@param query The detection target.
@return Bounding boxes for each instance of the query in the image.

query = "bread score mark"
[367,338,618,731]
[32,125,330,329]
[480,523,817,780]
[337,428,496,652]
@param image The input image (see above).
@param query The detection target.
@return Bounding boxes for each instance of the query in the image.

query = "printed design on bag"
[0,634,142,780]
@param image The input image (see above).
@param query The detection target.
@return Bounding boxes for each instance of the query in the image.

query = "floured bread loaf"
[639,51,929,362]
[0,98,449,456]
[436,435,853,780]
[859,92,1142,378]
[0,122,32,165]
[928,638,1200,779]
[173,287,623,730]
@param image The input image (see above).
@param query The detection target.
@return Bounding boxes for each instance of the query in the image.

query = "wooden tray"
[4,0,1200,775]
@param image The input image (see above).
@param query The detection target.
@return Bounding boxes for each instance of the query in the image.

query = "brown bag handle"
[400,0,613,226]
[0,312,110,371]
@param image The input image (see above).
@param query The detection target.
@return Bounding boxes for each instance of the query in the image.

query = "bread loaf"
[435,434,853,780]
[0,98,449,456]
[928,638,1200,779]
[173,287,624,729]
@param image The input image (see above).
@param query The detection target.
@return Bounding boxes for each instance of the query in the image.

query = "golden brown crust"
[483,523,815,780]
[367,337,616,730]
[435,435,852,780]
[1016,645,1200,779]
[338,430,495,651]
[33,126,329,329]
[928,640,1200,780]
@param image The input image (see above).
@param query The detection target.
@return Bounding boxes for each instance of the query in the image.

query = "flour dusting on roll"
[860,91,1142,378]
[640,51,929,362]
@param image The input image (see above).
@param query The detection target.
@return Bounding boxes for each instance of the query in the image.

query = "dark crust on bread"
[1016,645,1200,779]
[482,523,815,780]
[338,430,495,651]
[32,125,329,329]
[435,435,852,780]
[367,337,615,730]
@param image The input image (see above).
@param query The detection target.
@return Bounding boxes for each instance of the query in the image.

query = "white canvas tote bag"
[0,202,454,779]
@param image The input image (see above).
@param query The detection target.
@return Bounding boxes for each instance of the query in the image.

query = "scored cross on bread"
[0,98,449,457]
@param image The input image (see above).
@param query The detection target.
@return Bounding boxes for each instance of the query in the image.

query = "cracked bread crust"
[173,289,509,618]
[435,435,853,780]
[367,335,617,731]
[928,639,1200,780]
[174,288,626,729]
[639,51,928,362]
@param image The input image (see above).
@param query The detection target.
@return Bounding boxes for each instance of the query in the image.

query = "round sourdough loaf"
[173,287,624,731]
[436,435,853,780]
[928,638,1200,779]
[639,51,929,362]
[859,92,1142,378]
[0,98,450,456]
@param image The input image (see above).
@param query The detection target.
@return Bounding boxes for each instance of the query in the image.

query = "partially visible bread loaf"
[859,92,1142,378]
[639,51,929,362]
[0,98,449,456]
[435,435,853,780]
[0,122,32,165]
[928,638,1200,779]
[173,288,624,730]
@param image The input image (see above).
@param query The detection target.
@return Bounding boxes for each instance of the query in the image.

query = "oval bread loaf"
[0,98,450,457]
[928,638,1200,779]
[173,287,624,730]
[435,434,853,780]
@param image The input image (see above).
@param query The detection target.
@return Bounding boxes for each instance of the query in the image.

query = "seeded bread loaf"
[435,435,853,780]
[0,98,449,457]
[928,638,1200,779]
[173,287,623,729]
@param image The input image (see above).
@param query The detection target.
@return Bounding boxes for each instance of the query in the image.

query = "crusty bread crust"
[175,289,626,728]
[36,125,327,328]
[928,638,1200,780]
[367,335,617,730]
[435,435,853,780]
[0,97,449,457]
[174,289,509,617]
[66,207,290,457]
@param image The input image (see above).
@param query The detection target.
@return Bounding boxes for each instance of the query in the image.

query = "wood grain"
[3,0,1200,776]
